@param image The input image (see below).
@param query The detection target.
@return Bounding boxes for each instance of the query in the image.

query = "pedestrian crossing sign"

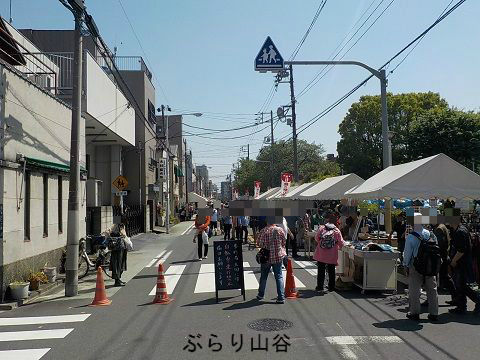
[112,175,128,191]
[255,36,284,72]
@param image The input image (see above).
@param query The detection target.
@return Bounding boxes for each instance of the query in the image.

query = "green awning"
[25,157,86,174]
[174,165,184,177]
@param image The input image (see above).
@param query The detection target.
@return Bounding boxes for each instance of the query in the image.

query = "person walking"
[109,223,129,287]
[448,220,480,314]
[434,223,456,299]
[403,214,439,321]
[313,214,345,293]
[194,212,211,260]
[223,214,232,240]
[240,216,249,244]
[256,217,287,304]
[211,205,218,236]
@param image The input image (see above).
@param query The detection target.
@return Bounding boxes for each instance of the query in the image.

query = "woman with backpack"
[313,213,345,293]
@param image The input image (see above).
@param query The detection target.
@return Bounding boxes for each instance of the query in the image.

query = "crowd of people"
[191,201,480,314]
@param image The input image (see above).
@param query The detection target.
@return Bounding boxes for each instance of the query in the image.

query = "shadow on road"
[373,318,424,331]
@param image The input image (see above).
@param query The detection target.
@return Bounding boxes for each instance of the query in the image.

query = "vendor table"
[340,246,400,294]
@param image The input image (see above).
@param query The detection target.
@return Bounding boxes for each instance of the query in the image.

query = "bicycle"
[60,235,114,279]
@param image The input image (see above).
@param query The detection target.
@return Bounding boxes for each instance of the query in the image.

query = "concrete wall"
[0,62,86,298]
[85,53,135,146]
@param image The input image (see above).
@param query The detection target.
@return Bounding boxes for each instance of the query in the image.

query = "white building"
[0,18,87,301]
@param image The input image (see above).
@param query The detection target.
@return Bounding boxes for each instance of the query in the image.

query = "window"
[58,176,63,233]
[24,171,31,241]
[148,100,156,125]
[43,173,48,237]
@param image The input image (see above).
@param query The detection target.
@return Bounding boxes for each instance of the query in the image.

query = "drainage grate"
[247,318,293,332]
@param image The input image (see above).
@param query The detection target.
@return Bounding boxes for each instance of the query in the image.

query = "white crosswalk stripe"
[0,313,90,359]
[0,348,50,360]
[296,260,318,276]
[145,250,172,268]
[149,264,187,295]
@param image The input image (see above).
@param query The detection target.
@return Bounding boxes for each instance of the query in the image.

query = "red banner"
[254,181,261,199]
[281,173,293,196]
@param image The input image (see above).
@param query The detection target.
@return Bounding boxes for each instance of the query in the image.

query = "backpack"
[320,228,336,249]
[411,231,441,276]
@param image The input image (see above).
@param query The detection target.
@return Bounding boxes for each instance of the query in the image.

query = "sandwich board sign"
[254,36,284,72]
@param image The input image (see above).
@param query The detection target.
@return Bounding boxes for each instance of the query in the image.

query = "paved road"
[1,222,479,360]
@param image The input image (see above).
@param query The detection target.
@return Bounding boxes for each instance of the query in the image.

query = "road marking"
[153,250,173,268]
[0,328,73,341]
[295,260,317,276]
[194,264,215,293]
[0,314,90,326]
[0,348,50,360]
[181,224,195,236]
[326,336,403,345]
[242,262,259,290]
[146,250,167,267]
[282,270,306,288]
[149,265,187,295]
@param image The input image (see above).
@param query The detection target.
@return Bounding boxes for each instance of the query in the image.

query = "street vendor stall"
[296,174,365,258]
[256,187,280,200]
[343,153,480,293]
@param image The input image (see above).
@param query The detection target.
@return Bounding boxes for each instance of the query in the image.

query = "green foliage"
[233,139,340,194]
[336,92,472,179]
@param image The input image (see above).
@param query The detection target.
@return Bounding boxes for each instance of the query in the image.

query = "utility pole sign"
[254,36,284,72]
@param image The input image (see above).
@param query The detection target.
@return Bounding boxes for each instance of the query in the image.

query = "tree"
[337,92,451,179]
[233,139,340,194]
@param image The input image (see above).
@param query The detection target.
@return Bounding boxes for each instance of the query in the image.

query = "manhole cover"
[247,319,293,332]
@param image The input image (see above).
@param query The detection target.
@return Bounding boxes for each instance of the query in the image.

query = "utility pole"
[288,64,299,183]
[247,144,250,160]
[64,0,85,297]
[184,138,189,207]
[270,110,274,188]
[161,105,170,234]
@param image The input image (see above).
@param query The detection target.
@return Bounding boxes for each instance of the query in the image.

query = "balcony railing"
[96,55,152,81]
[0,27,58,95]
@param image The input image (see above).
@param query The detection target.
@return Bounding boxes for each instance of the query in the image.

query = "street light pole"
[64,0,85,297]
[270,110,274,188]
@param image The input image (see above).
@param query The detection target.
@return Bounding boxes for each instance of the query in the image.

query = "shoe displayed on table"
[448,307,467,315]
[406,313,420,321]
[427,314,438,322]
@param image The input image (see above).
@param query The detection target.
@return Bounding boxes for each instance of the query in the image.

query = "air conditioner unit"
[86,179,103,207]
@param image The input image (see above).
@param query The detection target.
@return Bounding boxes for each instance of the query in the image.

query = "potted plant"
[27,272,48,291]
[9,281,30,300]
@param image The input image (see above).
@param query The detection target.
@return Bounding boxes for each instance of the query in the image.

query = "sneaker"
[315,286,323,292]
[406,313,420,321]
[276,299,285,304]
[199,258,203,261]
[448,307,467,315]
[203,256,208,259]
[427,314,438,322]
[256,295,263,301]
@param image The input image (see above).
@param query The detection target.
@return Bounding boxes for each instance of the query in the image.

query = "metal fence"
[97,55,152,80]
[112,205,145,237]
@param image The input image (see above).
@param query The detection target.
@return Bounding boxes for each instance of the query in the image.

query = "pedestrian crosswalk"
[0,313,90,359]
[147,259,323,297]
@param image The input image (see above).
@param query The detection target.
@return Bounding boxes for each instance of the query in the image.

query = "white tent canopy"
[297,174,365,200]
[344,153,480,200]
[188,192,209,207]
[269,182,317,199]
[257,187,280,199]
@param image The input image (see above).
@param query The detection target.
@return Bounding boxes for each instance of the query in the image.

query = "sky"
[2,0,479,187]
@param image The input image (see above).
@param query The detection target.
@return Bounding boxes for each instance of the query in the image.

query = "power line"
[289,0,328,60]
[183,122,260,133]
[295,0,467,136]
[117,0,169,104]
[297,0,393,98]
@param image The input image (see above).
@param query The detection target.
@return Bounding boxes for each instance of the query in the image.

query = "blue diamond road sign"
[255,36,284,72]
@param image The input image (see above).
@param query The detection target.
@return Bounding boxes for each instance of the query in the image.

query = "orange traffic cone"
[284,257,299,299]
[152,263,172,304]
[89,267,112,306]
